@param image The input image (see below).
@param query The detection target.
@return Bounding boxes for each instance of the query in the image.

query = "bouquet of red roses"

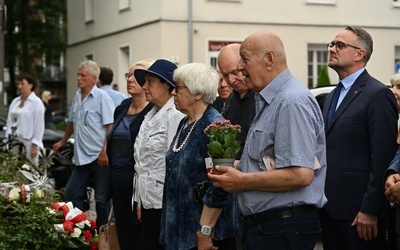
[52,201,99,250]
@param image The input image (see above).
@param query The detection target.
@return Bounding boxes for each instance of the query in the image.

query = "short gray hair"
[391,73,400,86]
[79,60,100,78]
[173,63,219,104]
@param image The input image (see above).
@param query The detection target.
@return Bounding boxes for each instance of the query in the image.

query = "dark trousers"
[140,208,163,250]
[243,209,320,250]
[112,185,140,250]
[64,160,111,227]
[320,208,386,250]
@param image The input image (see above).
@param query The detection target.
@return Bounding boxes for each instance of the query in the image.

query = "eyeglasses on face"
[175,85,188,93]
[124,73,133,80]
[327,41,361,51]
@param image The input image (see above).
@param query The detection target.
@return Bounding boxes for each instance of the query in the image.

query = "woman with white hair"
[160,63,240,250]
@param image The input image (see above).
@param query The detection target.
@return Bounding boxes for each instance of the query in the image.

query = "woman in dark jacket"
[107,59,154,250]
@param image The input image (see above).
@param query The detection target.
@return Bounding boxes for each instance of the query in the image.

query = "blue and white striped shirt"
[238,68,328,216]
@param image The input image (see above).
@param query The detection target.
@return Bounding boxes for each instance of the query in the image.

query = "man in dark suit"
[320,26,398,250]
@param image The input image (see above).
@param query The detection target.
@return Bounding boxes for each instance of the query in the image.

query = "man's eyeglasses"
[175,85,188,93]
[124,73,133,80]
[327,41,361,51]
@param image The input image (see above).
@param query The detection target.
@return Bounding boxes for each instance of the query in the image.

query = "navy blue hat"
[134,59,177,87]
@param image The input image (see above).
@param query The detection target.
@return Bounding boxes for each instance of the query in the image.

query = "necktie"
[327,82,343,125]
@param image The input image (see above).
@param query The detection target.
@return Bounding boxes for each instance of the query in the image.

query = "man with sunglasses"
[320,26,398,250]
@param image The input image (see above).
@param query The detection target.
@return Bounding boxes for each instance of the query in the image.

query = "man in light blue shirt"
[98,67,128,107]
[53,60,115,228]
[209,31,327,250]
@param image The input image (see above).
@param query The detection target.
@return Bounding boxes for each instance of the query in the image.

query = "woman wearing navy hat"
[133,59,185,250]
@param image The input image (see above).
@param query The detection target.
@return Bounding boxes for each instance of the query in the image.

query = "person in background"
[113,83,119,91]
[53,60,115,228]
[209,31,327,250]
[160,63,240,250]
[107,59,154,250]
[385,72,400,250]
[217,43,255,160]
[98,67,128,106]
[320,26,398,250]
[212,68,233,115]
[391,73,400,142]
[133,59,185,250]
[6,73,45,165]
[41,90,56,130]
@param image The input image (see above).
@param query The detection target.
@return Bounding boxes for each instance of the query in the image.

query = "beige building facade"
[67,0,400,104]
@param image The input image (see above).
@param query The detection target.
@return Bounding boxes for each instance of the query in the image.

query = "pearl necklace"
[172,119,199,153]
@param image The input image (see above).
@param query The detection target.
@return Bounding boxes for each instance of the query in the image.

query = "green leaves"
[206,131,241,158]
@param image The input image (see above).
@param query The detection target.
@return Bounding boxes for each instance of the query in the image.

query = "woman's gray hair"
[134,58,154,69]
[79,60,101,78]
[173,63,219,104]
[391,73,400,86]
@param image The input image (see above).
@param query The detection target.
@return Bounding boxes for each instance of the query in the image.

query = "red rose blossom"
[84,230,93,242]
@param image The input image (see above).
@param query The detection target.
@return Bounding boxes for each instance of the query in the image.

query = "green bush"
[0,194,64,250]
[0,150,97,250]
[317,65,331,87]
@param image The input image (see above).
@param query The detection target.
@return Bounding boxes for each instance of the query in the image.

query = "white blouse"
[133,97,185,209]
[5,92,45,149]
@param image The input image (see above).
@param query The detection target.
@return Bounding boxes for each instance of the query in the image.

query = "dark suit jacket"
[322,70,398,220]
[106,98,154,172]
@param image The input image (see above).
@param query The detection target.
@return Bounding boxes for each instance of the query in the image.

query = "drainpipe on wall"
[188,0,193,63]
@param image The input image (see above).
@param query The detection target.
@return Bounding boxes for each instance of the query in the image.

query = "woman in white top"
[5,73,45,165]
[133,59,184,250]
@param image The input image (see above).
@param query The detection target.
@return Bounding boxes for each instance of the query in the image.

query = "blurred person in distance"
[41,90,56,130]
[212,68,233,115]
[6,73,45,165]
[98,66,128,106]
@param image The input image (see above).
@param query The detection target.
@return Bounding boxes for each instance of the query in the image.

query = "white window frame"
[395,46,400,73]
[118,45,130,91]
[394,0,400,7]
[207,40,241,69]
[308,44,332,88]
[306,0,336,5]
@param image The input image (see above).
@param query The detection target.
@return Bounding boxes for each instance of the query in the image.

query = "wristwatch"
[199,225,213,236]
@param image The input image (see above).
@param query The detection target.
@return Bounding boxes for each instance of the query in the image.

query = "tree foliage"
[317,65,331,87]
[4,0,67,103]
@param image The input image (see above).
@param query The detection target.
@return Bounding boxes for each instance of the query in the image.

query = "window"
[118,46,130,89]
[306,0,336,4]
[207,40,241,69]
[307,44,329,88]
[84,0,94,23]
